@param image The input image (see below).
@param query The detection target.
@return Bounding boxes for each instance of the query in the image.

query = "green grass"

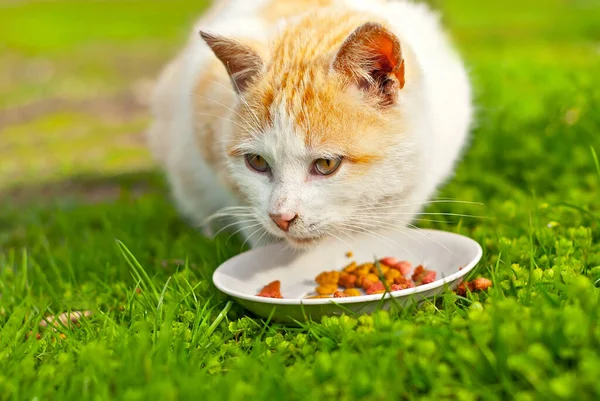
[1,0,600,399]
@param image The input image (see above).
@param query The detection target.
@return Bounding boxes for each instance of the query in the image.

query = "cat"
[147,0,473,249]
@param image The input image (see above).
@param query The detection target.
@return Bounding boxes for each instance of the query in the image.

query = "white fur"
[148,0,473,248]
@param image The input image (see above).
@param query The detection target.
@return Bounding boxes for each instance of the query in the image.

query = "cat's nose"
[269,212,297,232]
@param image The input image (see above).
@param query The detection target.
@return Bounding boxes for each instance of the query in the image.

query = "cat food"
[257,280,283,299]
[455,277,493,296]
[306,256,437,299]
[257,255,443,300]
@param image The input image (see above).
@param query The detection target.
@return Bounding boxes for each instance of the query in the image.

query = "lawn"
[1,0,600,399]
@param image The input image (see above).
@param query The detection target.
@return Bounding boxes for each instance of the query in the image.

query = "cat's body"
[148,0,473,248]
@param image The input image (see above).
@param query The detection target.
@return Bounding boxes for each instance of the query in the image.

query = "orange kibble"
[365,273,379,283]
[339,272,357,288]
[346,251,354,258]
[473,277,493,291]
[257,280,283,299]
[315,271,340,286]
[355,265,370,277]
[316,284,338,295]
[333,291,348,298]
[343,261,358,274]
[307,294,331,299]
[343,288,362,297]
[384,269,401,282]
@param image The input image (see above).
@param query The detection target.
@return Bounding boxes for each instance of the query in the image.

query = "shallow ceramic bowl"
[213,229,482,323]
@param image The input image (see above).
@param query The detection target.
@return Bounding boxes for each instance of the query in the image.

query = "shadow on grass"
[0,169,165,207]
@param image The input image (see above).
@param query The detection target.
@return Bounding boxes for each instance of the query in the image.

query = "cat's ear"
[199,30,264,93]
[332,22,405,106]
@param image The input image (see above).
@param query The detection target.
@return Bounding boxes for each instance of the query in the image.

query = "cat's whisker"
[358,199,484,210]
[347,217,426,246]
[351,212,488,219]
[211,218,259,238]
[193,112,253,133]
[403,222,453,253]
[227,222,264,245]
[327,231,352,248]
[205,79,263,129]
[202,210,255,226]
[221,67,266,133]
[243,227,271,250]
[338,223,418,260]
[191,92,261,132]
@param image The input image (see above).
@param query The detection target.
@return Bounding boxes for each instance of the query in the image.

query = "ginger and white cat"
[147,0,473,249]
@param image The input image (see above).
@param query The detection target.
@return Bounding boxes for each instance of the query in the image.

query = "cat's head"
[200,17,422,248]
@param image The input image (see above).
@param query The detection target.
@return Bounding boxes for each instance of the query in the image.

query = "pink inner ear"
[370,35,405,89]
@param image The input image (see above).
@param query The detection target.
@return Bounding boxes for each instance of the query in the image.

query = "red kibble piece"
[379,257,398,267]
[333,291,348,298]
[257,280,283,298]
[366,281,386,295]
[419,270,436,285]
[393,261,412,276]
[412,265,436,285]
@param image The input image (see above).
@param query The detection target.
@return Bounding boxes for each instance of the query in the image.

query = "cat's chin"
[284,234,326,249]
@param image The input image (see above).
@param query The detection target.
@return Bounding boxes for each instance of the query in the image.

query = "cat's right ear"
[199,30,264,93]
[332,22,405,106]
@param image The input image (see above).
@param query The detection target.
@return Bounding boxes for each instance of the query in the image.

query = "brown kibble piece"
[393,276,415,289]
[339,272,357,288]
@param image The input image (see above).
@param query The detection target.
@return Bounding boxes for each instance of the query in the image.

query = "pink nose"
[269,212,297,232]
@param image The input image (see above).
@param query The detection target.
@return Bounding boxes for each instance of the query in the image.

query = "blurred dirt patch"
[0,91,147,131]
[0,171,161,205]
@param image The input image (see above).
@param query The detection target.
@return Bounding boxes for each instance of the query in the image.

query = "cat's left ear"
[200,30,264,93]
[332,22,405,106]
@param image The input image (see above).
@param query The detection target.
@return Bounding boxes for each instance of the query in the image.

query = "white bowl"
[213,229,483,323]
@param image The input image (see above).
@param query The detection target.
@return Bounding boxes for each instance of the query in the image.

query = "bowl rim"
[212,228,483,306]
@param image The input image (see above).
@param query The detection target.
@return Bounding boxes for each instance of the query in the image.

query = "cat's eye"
[245,154,270,174]
[313,157,342,176]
